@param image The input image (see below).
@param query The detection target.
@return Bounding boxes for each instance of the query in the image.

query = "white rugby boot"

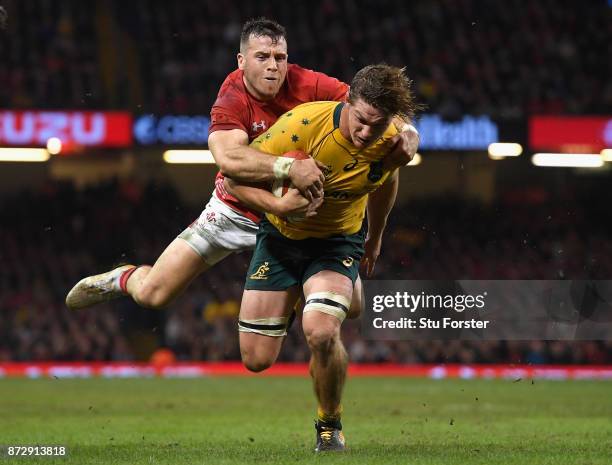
[66,264,135,310]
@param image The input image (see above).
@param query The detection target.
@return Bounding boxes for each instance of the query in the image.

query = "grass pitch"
[0,376,610,464]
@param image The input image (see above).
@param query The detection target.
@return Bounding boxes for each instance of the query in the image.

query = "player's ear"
[237,53,245,70]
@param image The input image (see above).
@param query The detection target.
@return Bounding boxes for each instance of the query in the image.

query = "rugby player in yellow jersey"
[225,64,417,452]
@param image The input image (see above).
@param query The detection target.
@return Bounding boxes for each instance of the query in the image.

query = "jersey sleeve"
[209,108,247,134]
[208,83,249,135]
[314,72,349,102]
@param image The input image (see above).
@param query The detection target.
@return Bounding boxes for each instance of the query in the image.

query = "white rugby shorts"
[178,192,259,265]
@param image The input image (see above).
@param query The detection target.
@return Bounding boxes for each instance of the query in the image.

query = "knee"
[133,282,171,309]
[242,358,273,373]
[241,347,276,373]
[304,325,339,353]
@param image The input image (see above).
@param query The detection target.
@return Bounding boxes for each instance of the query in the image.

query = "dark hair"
[349,64,418,121]
[240,18,286,52]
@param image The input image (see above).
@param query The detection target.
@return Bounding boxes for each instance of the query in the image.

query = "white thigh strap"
[303,292,350,322]
[238,317,289,337]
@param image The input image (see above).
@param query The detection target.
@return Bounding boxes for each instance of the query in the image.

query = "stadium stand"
[1,180,610,364]
[0,1,610,365]
[1,0,610,115]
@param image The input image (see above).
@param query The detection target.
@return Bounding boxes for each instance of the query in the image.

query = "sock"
[318,406,342,427]
[118,266,139,293]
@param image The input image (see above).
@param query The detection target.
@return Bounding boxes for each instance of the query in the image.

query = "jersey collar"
[333,102,344,129]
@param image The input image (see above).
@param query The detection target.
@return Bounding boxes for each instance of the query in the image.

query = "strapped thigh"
[238,316,291,337]
[303,291,351,322]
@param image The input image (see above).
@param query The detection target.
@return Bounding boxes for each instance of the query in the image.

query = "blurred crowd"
[1,0,610,116]
[1,179,610,364]
[0,1,610,365]
[0,0,105,109]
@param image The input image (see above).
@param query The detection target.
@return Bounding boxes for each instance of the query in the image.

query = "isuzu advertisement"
[0,111,132,147]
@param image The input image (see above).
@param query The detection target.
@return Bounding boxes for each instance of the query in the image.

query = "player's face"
[347,99,392,149]
[238,35,288,101]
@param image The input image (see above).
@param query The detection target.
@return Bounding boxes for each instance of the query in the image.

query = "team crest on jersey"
[367,161,384,182]
[342,257,354,267]
[251,120,267,133]
[343,159,358,171]
[250,262,270,280]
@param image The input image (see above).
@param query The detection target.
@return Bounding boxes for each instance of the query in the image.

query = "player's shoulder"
[285,64,348,102]
[285,64,331,90]
[273,101,339,133]
[218,68,244,92]
[283,100,339,119]
[213,69,248,109]
[286,63,319,81]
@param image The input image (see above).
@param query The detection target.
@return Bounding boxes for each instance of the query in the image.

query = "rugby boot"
[66,264,134,310]
[314,420,345,452]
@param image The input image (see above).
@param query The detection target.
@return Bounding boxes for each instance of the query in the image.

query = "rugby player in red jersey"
[66,17,418,358]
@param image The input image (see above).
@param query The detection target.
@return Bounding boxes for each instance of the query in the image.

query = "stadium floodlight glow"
[0,148,50,162]
[407,153,422,166]
[531,153,604,168]
[46,137,63,155]
[488,143,523,159]
[601,149,612,162]
[163,150,216,164]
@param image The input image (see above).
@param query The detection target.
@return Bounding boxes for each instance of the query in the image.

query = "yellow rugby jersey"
[251,101,398,239]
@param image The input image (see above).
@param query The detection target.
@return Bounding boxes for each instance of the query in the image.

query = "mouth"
[263,77,277,82]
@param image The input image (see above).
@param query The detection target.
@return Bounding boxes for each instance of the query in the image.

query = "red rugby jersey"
[209,63,348,222]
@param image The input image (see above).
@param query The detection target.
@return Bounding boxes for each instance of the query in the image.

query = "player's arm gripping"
[224,178,322,218]
[208,129,324,200]
[361,169,400,277]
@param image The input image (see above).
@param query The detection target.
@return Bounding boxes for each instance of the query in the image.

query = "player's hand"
[303,193,324,218]
[275,188,323,218]
[382,127,420,171]
[361,235,382,278]
[288,158,325,201]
